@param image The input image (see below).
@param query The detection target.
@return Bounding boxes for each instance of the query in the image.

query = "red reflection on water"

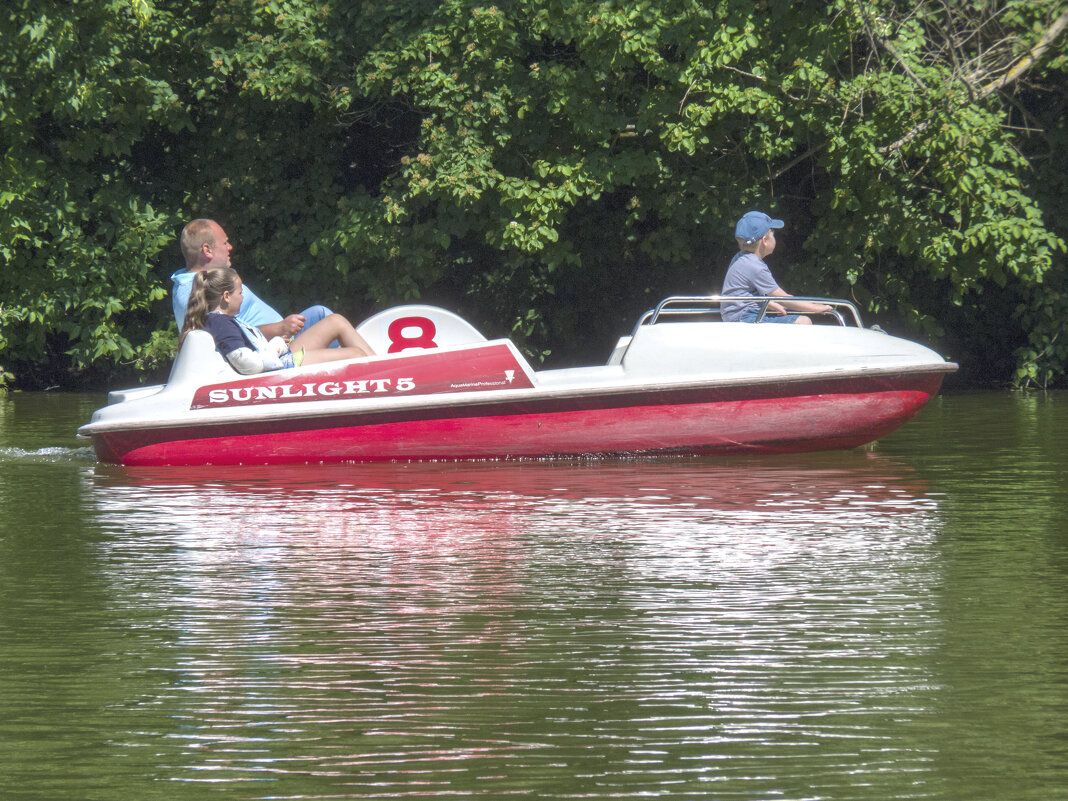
[99,451,929,512]
[84,451,944,790]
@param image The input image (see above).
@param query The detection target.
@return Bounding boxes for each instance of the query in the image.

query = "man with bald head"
[173,218,332,341]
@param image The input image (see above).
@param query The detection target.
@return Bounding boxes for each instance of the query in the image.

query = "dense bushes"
[1,0,1065,388]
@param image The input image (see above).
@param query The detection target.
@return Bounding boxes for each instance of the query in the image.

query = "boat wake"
[0,445,96,463]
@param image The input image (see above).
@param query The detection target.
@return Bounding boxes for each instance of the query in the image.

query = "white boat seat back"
[168,329,237,386]
[357,305,487,354]
[606,336,632,365]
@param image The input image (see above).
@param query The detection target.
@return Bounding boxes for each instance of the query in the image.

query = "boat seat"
[357,305,488,354]
[168,329,237,386]
[607,336,632,365]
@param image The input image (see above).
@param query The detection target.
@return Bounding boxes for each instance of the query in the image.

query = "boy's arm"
[770,288,832,314]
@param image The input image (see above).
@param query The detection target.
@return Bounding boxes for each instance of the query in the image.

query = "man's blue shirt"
[171,269,283,328]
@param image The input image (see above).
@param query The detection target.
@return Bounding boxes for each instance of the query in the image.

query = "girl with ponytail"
[180,268,374,374]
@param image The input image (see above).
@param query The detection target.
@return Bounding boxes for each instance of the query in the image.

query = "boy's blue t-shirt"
[720,252,781,321]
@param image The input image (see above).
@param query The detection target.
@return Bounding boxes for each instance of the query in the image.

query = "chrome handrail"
[643,295,864,328]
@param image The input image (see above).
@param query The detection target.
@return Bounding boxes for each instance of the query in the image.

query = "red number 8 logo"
[386,316,438,353]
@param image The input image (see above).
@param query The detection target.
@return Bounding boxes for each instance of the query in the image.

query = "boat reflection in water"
[89,451,937,545]
[87,453,942,588]
[82,455,947,799]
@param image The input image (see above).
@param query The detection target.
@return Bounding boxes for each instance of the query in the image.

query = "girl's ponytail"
[179,268,240,346]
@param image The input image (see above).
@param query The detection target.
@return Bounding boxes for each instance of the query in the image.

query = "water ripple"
[0,445,95,462]
[55,456,954,798]
[6,392,1068,799]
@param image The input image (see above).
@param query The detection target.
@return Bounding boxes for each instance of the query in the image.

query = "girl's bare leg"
[290,314,374,356]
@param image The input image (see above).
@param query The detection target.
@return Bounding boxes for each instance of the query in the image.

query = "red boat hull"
[92,371,944,466]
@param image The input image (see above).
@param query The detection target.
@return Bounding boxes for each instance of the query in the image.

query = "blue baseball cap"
[735,210,784,244]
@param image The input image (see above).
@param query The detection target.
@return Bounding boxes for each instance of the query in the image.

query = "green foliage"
[0,0,187,381]
[0,344,12,393]
[131,323,178,379]
[0,0,1065,385]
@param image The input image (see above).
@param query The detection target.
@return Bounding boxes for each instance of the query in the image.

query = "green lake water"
[0,390,1066,800]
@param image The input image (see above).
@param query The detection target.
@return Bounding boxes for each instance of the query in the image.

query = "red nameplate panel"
[190,342,533,410]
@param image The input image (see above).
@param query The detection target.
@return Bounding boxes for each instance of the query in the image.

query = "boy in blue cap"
[720,211,831,324]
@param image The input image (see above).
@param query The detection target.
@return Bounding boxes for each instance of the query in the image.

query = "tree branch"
[768,142,827,182]
[975,8,1068,101]
[856,1,930,93]
[879,8,1068,155]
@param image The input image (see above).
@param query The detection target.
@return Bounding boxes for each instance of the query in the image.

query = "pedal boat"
[78,297,957,466]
